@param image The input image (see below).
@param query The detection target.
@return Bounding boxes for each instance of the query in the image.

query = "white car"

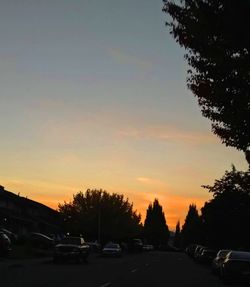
[212,249,231,274]
[102,243,122,257]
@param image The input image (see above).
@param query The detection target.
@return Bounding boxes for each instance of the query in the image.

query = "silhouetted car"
[86,241,101,252]
[186,244,199,257]
[29,232,54,250]
[194,245,207,261]
[198,249,217,264]
[128,238,143,252]
[0,232,11,256]
[220,251,250,282]
[143,244,154,251]
[54,237,90,263]
[102,243,122,257]
[159,244,181,252]
[0,228,18,243]
[212,250,231,274]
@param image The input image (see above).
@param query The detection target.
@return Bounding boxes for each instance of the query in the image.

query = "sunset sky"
[0,0,248,230]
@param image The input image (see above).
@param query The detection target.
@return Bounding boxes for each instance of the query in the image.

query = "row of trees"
[173,167,250,250]
[58,189,170,245]
[163,1,250,250]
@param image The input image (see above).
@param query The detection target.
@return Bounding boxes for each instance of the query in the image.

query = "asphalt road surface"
[0,251,245,287]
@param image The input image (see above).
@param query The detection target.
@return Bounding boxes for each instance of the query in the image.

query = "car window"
[218,250,230,258]
[105,243,119,249]
[61,237,81,245]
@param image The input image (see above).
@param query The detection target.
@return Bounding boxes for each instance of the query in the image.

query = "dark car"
[212,249,231,274]
[0,232,11,256]
[54,236,90,263]
[198,248,217,264]
[102,243,122,257]
[29,232,54,250]
[0,228,18,243]
[220,251,250,282]
[193,245,207,261]
[127,238,143,252]
[142,244,154,251]
[186,244,199,257]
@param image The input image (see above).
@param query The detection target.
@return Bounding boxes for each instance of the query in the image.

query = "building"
[0,185,62,236]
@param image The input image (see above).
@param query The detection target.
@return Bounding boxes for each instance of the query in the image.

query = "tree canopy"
[58,189,142,243]
[173,220,181,248]
[181,204,203,247]
[163,0,250,157]
[143,199,170,246]
[201,166,250,249]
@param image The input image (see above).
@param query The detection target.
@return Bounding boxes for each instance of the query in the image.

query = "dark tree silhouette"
[58,189,141,243]
[143,199,170,247]
[173,220,181,248]
[201,166,250,249]
[181,204,203,248]
[163,1,250,160]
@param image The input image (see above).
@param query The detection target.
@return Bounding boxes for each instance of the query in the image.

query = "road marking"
[100,283,111,287]
[131,268,137,273]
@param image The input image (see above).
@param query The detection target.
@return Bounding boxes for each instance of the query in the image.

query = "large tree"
[58,189,142,243]
[143,199,170,246]
[201,166,250,249]
[181,204,203,247]
[173,220,181,248]
[163,0,250,161]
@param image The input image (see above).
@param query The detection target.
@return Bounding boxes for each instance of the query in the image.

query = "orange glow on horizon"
[35,192,208,231]
[0,179,212,231]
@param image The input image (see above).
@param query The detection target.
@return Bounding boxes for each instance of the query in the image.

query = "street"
[0,251,244,287]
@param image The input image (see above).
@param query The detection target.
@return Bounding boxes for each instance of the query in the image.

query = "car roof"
[228,251,250,260]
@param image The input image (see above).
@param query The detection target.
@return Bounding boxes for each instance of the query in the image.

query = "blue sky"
[0,0,247,229]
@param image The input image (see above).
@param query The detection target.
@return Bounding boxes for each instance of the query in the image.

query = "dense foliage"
[143,199,170,246]
[201,167,250,249]
[58,189,142,243]
[181,204,203,247]
[173,220,181,248]
[163,0,250,157]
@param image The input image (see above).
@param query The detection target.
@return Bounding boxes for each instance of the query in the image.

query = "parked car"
[0,228,18,243]
[186,244,199,257]
[102,243,122,257]
[198,248,217,264]
[127,238,143,252]
[194,245,207,261]
[0,232,11,256]
[29,232,54,250]
[212,249,231,274]
[86,241,101,252]
[159,244,181,252]
[220,251,250,282]
[143,244,154,251]
[54,236,90,263]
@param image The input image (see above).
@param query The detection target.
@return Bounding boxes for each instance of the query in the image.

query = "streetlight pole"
[98,207,101,244]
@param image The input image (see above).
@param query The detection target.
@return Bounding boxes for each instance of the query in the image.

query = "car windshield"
[60,237,81,245]
[218,250,230,258]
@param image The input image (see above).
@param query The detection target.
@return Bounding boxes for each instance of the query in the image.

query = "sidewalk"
[0,256,52,268]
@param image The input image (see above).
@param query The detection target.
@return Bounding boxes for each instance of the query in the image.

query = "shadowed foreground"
[0,251,245,287]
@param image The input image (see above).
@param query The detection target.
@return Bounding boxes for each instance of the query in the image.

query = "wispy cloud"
[117,125,216,145]
[108,47,152,69]
[136,177,167,188]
